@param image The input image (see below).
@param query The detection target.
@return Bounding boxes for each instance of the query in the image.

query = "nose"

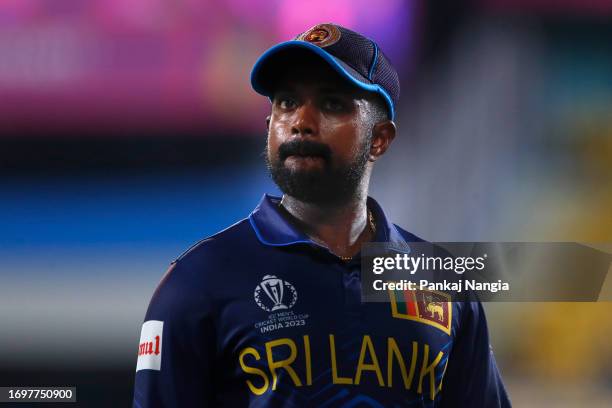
[291,101,318,137]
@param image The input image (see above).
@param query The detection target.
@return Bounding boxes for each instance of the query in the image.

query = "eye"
[322,97,347,112]
[277,97,297,110]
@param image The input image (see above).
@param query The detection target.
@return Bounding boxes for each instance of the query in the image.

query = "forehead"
[274,78,356,97]
[270,53,362,96]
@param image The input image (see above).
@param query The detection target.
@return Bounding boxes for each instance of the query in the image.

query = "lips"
[285,154,325,166]
[278,140,332,164]
[286,153,324,160]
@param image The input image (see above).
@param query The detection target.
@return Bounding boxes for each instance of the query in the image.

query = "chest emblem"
[254,275,298,312]
[389,289,452,335]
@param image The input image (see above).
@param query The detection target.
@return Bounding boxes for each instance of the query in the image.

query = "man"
[133,23,511,407]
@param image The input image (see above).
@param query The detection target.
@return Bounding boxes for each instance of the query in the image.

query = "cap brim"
[250,41,395,120]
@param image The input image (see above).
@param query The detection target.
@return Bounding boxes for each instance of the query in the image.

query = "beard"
[265,138,371,205]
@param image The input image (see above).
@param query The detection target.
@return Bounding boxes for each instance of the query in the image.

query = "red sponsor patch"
[136,320,164,371]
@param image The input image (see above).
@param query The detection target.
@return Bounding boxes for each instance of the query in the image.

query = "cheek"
[266,135,276,159]
[269,113,290,136]
[323,121,366,158]
[266,121,285,157]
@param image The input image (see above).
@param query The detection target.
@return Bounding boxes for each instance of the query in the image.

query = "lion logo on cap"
[297,23,341,48]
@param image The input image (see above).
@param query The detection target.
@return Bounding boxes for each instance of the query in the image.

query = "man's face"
[266,58,378,205]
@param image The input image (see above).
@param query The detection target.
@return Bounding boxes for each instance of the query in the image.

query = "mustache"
[277,139,332,162]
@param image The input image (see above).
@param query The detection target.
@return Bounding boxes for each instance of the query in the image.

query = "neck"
[279,187,373,259]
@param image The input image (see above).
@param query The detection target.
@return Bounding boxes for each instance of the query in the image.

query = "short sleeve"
[438,301,511,407]
[133,261,216,408]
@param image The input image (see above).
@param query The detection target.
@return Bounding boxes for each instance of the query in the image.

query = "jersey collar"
[248,194,409,248]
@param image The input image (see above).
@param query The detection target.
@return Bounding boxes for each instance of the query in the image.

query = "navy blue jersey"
[133,195,511,407]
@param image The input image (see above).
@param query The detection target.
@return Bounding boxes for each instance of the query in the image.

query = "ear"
[266,115,271,130]
[369,120,396,161]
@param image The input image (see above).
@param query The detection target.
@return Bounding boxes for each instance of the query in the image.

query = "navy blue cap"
[250,23,399,120]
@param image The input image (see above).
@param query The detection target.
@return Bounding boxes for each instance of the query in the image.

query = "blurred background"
[1,0,611,406]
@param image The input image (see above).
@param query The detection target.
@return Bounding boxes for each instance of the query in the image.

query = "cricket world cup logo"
[254,275,298,312]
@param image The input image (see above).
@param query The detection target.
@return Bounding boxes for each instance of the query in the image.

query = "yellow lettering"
[303,335,312,386]
[238,347,269,395]
[355,335,384,386]
[387,338,417,390]
[265,338,302,390]
[417,344,444,400]
[329,335,353,384]
[438,359,448,392]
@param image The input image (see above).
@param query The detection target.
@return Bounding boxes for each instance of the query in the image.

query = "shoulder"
[146,218,256,315]
[175,217,256,265]
[155,217,256,293]
[393,223,426,243]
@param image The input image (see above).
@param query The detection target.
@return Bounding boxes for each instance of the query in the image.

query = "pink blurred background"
[1,1,611,407]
